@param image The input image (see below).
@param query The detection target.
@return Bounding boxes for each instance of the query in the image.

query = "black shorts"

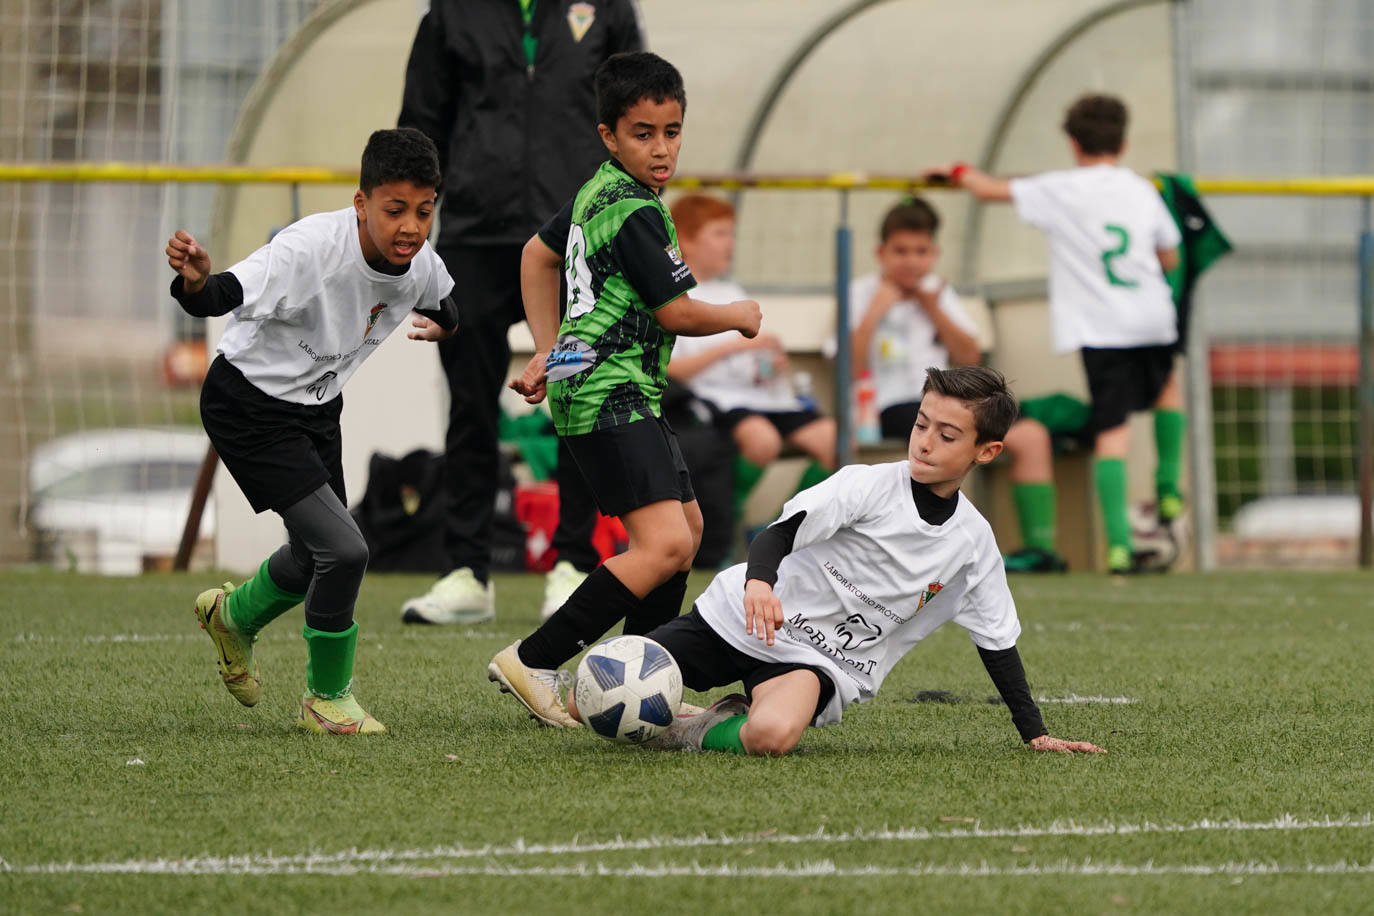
[714,406,823,439]
[879,401,921,440]
[648,607,837,725]
[562,414,695,517]
[1080,345,1176,434]
[200,355,345,514]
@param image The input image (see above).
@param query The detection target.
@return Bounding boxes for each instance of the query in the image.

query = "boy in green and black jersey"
[489,51,762,726]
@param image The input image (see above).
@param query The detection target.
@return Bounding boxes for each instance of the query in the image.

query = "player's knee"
[737,424,782,466]
[659,530,695,572]
[1005,418,1049,455]
[740,714,803,756]
[331,531,370,576]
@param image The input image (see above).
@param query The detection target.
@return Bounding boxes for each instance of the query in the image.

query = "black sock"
[623,570,689,637]
[517,565,640,669]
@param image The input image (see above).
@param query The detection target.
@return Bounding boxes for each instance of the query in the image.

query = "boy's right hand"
[165,230,211,293]
[508,351,549,404]
[735,299,763,339]
[743,578,783,646]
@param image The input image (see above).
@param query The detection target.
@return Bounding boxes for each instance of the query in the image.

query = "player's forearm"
[413,293,459,333]
[521,237,563,351]
[171,273,242,318]
[957,167,1013,202]
[976,645,1046,742]
[659,297,748,337]
[744,511,807,587]
[928,311,981,366]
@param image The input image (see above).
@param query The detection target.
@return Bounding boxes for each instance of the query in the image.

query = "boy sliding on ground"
[489,51,762,727]
[934,94,1184,574]
[570,366,1105,756]
[167,128,457,734]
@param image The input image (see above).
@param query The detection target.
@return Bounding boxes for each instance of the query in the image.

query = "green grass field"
[2,568,1373,913]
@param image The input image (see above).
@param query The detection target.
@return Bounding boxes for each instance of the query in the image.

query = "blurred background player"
[396,0,644,625]
[491,52,762,727]
[938,94,1184,574]
[836,197,982,439]
[168,129,457,734]
[666,193,836,530]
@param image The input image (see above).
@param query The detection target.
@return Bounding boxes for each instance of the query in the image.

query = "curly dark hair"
[595,51,686,129]
[359,127,442,193]
[1062,94,1128,156]
[880,196,940,241]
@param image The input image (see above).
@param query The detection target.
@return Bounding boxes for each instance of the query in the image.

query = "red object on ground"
[514,481,627,572]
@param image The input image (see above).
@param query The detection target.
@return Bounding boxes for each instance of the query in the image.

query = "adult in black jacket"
[397,0,643,625]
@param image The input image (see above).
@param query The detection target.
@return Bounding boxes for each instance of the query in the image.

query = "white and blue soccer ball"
[574,635,683,744]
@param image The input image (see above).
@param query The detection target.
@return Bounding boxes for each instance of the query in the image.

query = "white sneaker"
[540,560,588,621]
[401,568,495,625]
[645,694,750,751]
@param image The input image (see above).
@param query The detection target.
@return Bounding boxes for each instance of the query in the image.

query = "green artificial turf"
[2,568,1372,913]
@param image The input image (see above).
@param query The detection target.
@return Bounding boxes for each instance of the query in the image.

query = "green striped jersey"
[537,160,696,435]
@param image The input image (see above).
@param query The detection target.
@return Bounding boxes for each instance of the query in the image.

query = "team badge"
[916,581,944,611]
[664,245,684,267]
[363,302,388,339]
[567,2,596,42]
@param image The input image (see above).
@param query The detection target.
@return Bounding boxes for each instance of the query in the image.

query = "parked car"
[26,428,213,575]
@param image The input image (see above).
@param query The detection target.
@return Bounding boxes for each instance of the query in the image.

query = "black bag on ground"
[351,449,447,573]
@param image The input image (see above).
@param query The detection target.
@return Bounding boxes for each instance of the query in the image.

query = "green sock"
[1093,457,1132,554]
[734,458,766,518]
[225,558,306,637]
[303,622,358,700]
[792,460,830,495]
[1012,482,1057,552]
[701,714,747,754]
[1154,409,1185,506]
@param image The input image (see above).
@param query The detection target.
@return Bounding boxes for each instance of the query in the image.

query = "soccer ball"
[574,635,683,744]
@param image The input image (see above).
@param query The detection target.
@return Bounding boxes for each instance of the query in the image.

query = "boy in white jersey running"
[568,366,1105,756]
[165,128,458,734]
[933,95,1184,575]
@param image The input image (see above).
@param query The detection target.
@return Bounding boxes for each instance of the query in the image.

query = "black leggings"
[268,484,369,632]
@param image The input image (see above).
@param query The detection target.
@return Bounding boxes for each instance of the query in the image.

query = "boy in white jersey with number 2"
[569,366,1104,756]
[166,128,457,735]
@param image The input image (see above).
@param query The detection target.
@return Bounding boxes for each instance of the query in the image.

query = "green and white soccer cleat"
[540,560,588,621]
[645,694,750,751]
[401,568,495,625]
[298,692,386,735]
[193,582,261,707]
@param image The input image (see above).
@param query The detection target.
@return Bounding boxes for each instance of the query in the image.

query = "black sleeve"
[537,198,575,257]
[606,0,645,54]
[612,207,697,309]
[744,511,807,587]
[397,8,457,180]
[171,273,243,318]
[413,293,459,332]
[977,645,1047,743]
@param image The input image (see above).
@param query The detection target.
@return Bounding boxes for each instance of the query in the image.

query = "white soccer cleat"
[401,568,495,625]
[645,694,750,751]
[540,560,588,620]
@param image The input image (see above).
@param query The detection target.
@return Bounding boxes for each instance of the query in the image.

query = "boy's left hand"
[1029,734,1106,754]
[408,316,453,342]
[913,278,945,315]
[508,351,549,404]
[743,578,783,645]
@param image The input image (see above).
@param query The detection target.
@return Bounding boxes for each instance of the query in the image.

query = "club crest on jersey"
[567,2,595,42]
[664,244,684,267]
[363,303,388,339]
[917,581,944,611]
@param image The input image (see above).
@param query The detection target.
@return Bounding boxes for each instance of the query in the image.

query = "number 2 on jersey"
[565,224,596,319]
[1101,224,1138,288]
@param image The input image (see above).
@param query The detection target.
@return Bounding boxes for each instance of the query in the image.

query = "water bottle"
[793,370,818,412]
[855,371,881,445]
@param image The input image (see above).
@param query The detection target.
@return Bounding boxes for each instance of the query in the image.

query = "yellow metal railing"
[3,162,1374,195]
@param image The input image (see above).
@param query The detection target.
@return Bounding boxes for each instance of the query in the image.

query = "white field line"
[7,814,1371,876]
[1035,695,1137,704]
[8,858,1374,879]
[8,630,513,645]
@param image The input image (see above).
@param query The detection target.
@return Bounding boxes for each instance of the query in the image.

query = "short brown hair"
[1062,94,1128,156]
[880,197,939,242]
[921,366,1018,443]
[670,193,735,241]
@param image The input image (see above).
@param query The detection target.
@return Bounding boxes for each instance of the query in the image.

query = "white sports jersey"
[1010,165,1181,354]
[670,279,803,413]
[842,273,981,412]
[695,461,1021,726]
[217,207,454,405]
